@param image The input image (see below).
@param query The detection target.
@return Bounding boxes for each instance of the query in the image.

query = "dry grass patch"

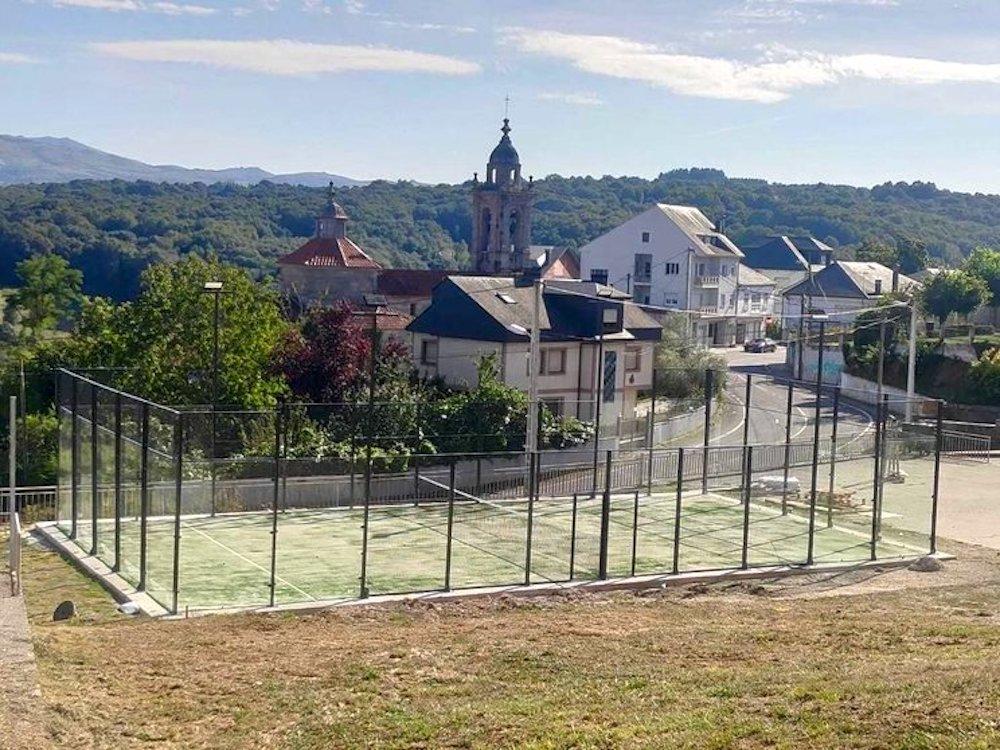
[21,541,1000,749]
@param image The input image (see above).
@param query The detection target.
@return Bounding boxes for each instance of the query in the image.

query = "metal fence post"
[359,452,372,598]
[630,488,640,577]
[138,403,149,591]
[6,395,15,520]
[741,446,753,570]
[781,380,793,515]
[702,369,714,495]
[672,447,684,575]
[869,398,883,562]
[741,372,752,450]
[524,451,537,585]
[171,413,184,615]
[90,384,99,556]
[930,400,944,554]
[444,461,456,591]
[827,386,840,529]
[413,453,420,507]
[598,450,612,579]
[877,393,889,539]
[113,393,122,572]
[268,403,282,608]
[569,493,578,580]
[807,327,824,566]
[70,376,78,539]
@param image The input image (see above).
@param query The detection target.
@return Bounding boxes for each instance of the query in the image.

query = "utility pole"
[526,278,542,455]
[906,300,918,422]
[877,316,887,401]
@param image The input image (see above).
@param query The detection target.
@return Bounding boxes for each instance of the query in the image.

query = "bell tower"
[471,118,534,274]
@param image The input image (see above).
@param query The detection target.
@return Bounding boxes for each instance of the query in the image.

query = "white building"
[407,276,662,423]
[578,204,775,347]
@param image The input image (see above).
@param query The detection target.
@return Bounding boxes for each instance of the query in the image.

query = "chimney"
[892,267,900,293]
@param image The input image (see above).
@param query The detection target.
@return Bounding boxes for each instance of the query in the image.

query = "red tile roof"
[350,307,413,331]
[278,236,382,269]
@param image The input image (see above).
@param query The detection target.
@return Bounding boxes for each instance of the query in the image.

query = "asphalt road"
[706,348,878,449]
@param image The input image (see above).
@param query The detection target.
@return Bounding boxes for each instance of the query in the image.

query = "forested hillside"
[2,170,998,299]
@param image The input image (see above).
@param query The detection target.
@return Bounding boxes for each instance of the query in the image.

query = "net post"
[827,386,840,528]
[524,451,537,586]
[702,369,713,495]
[672,447,684,575]
[70,375,78,539]
[569,493,578,581]
[54,372,61,527]
[741,446,753,570]
[138,402,149,591]
[268,402,282,608]
[113,392,122,573]
[869,397,883,562]
[630,488,639,577]
[413,453,420,507]
[781,380,793,515]
[475,455,482,497]
[444,461,456,592]
[90,384,99,556]
[359,452,372,598]
[171,412,183,615]
[647,370,658,494]
[598,450,612,580]
[930,400,944,555]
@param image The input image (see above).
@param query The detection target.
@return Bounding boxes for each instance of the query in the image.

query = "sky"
[3,0,1000,192]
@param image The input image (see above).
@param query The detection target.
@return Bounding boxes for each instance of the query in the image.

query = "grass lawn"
[21,537,1000,749]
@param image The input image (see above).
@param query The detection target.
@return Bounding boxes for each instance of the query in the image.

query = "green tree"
[7,253,82,339]
[654,315,727,399]
[919,270,990,338]
[66,256,290,408]
[895,235,930,275]
[964,246,1000,306]
[855,238,896,267]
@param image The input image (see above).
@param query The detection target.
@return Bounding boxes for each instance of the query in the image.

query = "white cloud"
[53,0,216,12]
[92,38,482,77]
[343,0,364,14]
[502,28,1000,104]
[54,0,140,9]
[0,52,41,64]
[379,20,476,34]
[536,91,603,107]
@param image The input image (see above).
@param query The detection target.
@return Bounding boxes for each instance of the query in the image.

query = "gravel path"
[0,579,49,749]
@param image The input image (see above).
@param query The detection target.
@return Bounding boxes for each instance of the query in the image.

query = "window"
[590,268,609,285]
[420,339,438,366]
[698,263,706,276]
[541,397,564,416]
[662,295,679,306]
[602,351,617,403]
[635,289,651,305]
[497,293,517,304]
[719,294,726,309]
[641,231,651,243]
[602,307,620,324]
[625,347,641,372]
[634,253,652,281]
[664,263,680,275]
[541,348,566,375]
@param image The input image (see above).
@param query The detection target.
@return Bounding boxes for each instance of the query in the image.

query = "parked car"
[744,337,778,353]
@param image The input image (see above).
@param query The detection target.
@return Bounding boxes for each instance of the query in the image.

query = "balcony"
[694,275,720,287]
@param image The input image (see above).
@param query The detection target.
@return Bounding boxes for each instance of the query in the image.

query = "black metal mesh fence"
[49,368,946,615]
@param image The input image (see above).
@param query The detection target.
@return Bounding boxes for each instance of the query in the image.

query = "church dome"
[488,118,520,165]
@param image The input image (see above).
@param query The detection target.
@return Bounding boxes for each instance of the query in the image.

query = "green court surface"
[81,487,926,613]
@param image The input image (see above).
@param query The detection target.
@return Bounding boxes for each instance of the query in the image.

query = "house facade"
[408,276,661,422]
[578,204,774,347]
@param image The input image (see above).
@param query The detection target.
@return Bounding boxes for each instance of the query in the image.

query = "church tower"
[471,118,534,274]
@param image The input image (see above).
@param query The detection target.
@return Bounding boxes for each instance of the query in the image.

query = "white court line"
[181,521,317,601]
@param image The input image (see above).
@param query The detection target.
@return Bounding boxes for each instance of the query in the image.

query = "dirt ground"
[17,533,1000,749]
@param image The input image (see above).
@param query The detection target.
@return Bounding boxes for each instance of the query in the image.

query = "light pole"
[202,281,223,516]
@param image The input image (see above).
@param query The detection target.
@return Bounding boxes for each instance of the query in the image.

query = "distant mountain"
[0,135,365,187]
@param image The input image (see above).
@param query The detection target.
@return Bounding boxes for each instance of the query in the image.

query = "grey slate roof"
[784,261,920,300]
[656,204,744,259]
[408,276,661,343]
[743,235,834,272]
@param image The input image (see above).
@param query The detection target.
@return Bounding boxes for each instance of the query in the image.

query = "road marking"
[182,520,317,601]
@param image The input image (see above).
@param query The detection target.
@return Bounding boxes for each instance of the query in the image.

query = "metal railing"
[0,486,58,524]
[6,512,21,596]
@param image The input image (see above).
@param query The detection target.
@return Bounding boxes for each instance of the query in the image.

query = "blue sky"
[3,0,1000,191]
